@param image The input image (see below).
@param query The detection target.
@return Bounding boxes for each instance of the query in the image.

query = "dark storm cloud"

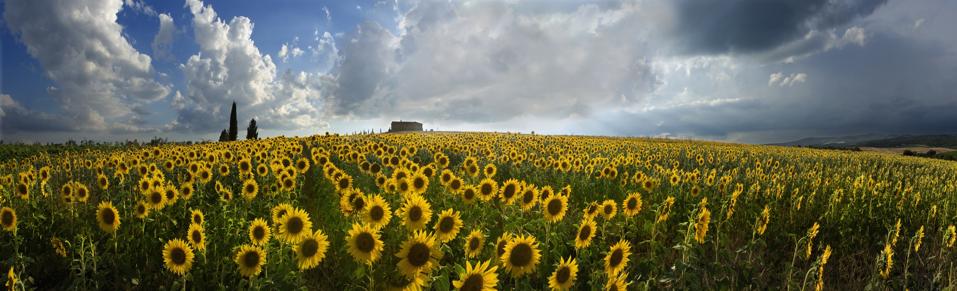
[673,0,887,54]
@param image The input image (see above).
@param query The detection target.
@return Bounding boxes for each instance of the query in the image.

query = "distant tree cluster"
[219,101,259,142]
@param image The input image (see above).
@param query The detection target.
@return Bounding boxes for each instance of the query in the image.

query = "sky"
[1,0,955,144]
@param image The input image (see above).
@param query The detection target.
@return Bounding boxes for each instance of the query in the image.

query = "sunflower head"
[0,207,17,232]
[242,179,259,200]
[604,240,632,277]
[575,218,597,249]
[134,201,150,219]
[433,208,462,242]
[347,223,383,265]
[601,199,618,220]
[96,201,121,234]
[501,234,542,278]
[623,192,643,217]
[477,179,498,201]
[271,203,294,224]
[235,244,267,277]
[190,209,205,225]
[400,194,433,232]
[248,218,271,246]
[519,186,539,211]
[464,230,485,258]
[543,194,568,223]
[295,229,330,270]
[453,260,499,291]
[163,239,195,276]
[187,223,206,251]
[549,257,579,291]
[396,230,441,279]
[363,195,392,229]
[277,207,313,244]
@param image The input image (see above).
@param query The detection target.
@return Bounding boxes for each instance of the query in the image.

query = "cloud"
[329,1,661,123]
[174,0,328,133]
[3,0,171,133]
[123,0,156,16]
[152,13,176,60]
[671,0,886,55]
[768,72,808,87]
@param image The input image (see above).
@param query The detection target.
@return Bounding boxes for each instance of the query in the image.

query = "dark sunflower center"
[523,192,534,204]
[409,206,422,222]
[246,184,255,193]
[151,192,163,204]
[481,184,492,195]
[171,247,187,265]
[338,179,349,189]
[578,226,591,241]
[464,190,475,200]
[439,217,454,233]
[192,231,202,243]
[468,238,480,251]
[587,205,598,215]
[451,180,461,190]
[193,214,202,224]
[609,249,623,267]
[509,243,533,267]
[460,274,484,291]
[286,217,304,234]
[243,251,261,267]
[100,209,115,224]
[17,184,27,194]
[497,241,508,257]
[627,198,637,209]
[137,205,146,214]
[352,198,365,211]
[301,239,319,257]
[283,179,294,188]
[407,243,431,267]
[166,190,175,200]
[547,199,562,215]
[503,185,515,198]
[253,227,266,240]
[356,232,375,253]
[414,178,425,189]
[370,206,384,221]
[1,211,12,225]
[604,205,613,215]
[556,266,571,283]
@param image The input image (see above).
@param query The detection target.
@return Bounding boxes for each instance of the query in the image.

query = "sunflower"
[519,185,539,211]
[277,207,313,243]
[190,209,205,225]
[295,229,330,270]
[464,230,485,258]
[164,186,180,206]
[74,183,90,203]
[501,234,541,278]
[97,174,109,190]
[461,186,478,204]
[0,207,16,232]
[477,178,498,201]
[398,194,433,231]
[452,260,499,291]
[335,175,353,192]
[187,223,206,251]
[495,232,513,260]
[447,177,464,194]
[604,240,631,277]
[242,179,259,200]
[235,244,267,277]
[347,223,384,265]
[575,218,597,249]
[134,201,150,219]
[605,271,630,291]
[146,188,166,210]
[363,195,392,229]
[549,257,578,291]
[439,169,453,186]
[248,218,271,246]
[499,179,521,205]
[180,183,195,200]
[271,203,294,224]
[583,202,600,220]
[622,192,642,217]
[433,208,463,242]
[483,164,497,178]
[542,194,568,223]
[15,182,29,200]
[410,173,429,194]
[162,239,195,276]
[96,201,121,234]
[601,199,618,220]
[396,230,441,279]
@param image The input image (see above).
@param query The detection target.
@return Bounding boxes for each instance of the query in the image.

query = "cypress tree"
[246,119,259,140]
[219,129,229,142]
[228,101,238,141]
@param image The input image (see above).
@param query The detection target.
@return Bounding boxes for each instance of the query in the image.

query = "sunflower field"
[2,132,957,290]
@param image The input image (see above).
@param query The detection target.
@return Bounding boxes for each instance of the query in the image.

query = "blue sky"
[1,0,956,143]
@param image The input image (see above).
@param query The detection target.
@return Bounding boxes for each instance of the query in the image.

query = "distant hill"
[769,134,895,147]
[857,134,957,148]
